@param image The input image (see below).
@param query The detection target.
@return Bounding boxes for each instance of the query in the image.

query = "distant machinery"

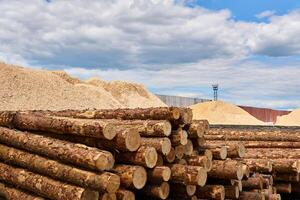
[212,84,218,101]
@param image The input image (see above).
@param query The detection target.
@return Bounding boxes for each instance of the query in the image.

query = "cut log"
[174,145,185,159]
[0,144,120,193]
[219,140,300,148]
[224,185,239,199]
[239,191,265,200]
[208,160,244,180]
[116,146,157,168]
[164,147,175,163]
[275,183,291,193]
[184,122,205,138]
[98,193,116,200]
[156,154,164,166]
[140,138,171,155]
[0,182,45,200]
[244,148,300,160]
[168,164,207,186]
[274,173,299,182]
[271,159,300,173]
[183,139,193,156]
[140,182,169,200]
[147,166,171,184]
[0,162,98,200]
[185,155,210,171]
[242,177,263,190]
[193,120,210,134]
[169,184,196,198]
[115,189,135,200]
[112,165,147,190]
[170,129,188,146]
[199,141,245,158]
[195,185,225,200]
[261,174,273,187]
[242,164,250,179]
[211,147,227,160]
[0,127,114,171]
[269,194,281,200]
[243,159,273,173]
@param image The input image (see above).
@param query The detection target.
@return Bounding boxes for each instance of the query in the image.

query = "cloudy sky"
[1,0,300,110]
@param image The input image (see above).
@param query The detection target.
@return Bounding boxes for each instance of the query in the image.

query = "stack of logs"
[0,107,289,200]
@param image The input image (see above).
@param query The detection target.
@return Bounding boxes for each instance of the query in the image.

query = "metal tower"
[212,84,218,101]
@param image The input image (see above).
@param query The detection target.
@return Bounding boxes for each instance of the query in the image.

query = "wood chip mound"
[276,109,300,126]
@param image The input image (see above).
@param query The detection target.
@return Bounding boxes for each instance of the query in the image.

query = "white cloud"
[256,10,276,19]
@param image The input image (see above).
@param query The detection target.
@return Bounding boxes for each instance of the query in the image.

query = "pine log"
[183,139,193,156]
[208,160,244,180]
[242,164,250,179]
[170,129,188,146]
[274,173,299,182]
[168,164,207,186]
[140,182,169,200]
[0,182,45,200]
[156,154,164,166]
[193,120,209,134]
[211,147,227,160]
[112,165,147,190]
[224,185,239,199]
[275,183,291,193]
[0,162,98,200]
[242,177,263,190]
[199,141,245,158]
[271,159,300,173]
[169,184,196,198]
[147,166,171,184]
[192,137,206,147]
[116,146,157,168]
[0,144,120,193]
[243,159,273,173]
[115,189,135,200]
[244,148,300,160]
[269,194,281,200]
[174,145,185,159]
[99,193,116,200]
[184,122,205,138]
[164,147,175,163]
[185,155,211,171]
[217,140,300,148]
[140,138,171,155]
[261,174,273,187]
[195,185,225,200]
[239,191,265,200]
[0,127,114,171]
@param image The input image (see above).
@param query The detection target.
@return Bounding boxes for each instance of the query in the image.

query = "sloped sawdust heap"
[276,109,300,126]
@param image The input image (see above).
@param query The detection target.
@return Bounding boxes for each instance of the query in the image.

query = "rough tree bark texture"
[195,185,225,200]
[208,160,244,180]
[170,129,188,146]
[115,188,135,200]
[0,182,45,200]
[0,162,98,200]
[169,184,196,198]
[140,182,170,200]
[184,122,205,138]
[185,155,210,171]
[239,191,265,200]
[274,173,299,182]
[147,166,171,184]
[245,148,300,160]
[243,159,273,173]
[224,185,239,199]
[271,159,300,173]
[0,144,120,193]
[0,127,114,171]
[140,137,171,155]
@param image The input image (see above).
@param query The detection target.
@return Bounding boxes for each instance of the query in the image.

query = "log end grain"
[197,167,208,187]
[161,121,172,137]
[237,163,244,181]
[99,193,116,200]
[125,129,141,152]
[161,138,172,155]
[95,152,115,171]
[186,185,196,196]
[171,107,181,120]
[158,182,170,200]
[103,123,119,140]
[80,189,99,200]
[184,139,194,156]
[101,173,121,194]
[237,143,246,158]
[162,167,171,182]
[116,189,135,200]
[165,147,175,163]
[133,166,147,189]
[219,146,227,160]
[145,147,158,168]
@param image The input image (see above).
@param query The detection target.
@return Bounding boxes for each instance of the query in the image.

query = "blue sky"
[0,0,300,110]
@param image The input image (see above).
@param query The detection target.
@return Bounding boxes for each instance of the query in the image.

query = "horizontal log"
[242,176,263,190]
[98,193,116,200]
[239,191,265,200]
[140,138,171,155]
[140,182,169,200]
[271,159,300,173]
[195,185,225,200]
[208,160,244,180]
[217,140,300,148]
[183,139,194,156]
[242,159,273,173]
[115,189,135,200]
[169,184,196,198]
[147,166,171,184]
[174,145,185,159]
[0,162,98,200]
[199,141,245,158]
[0,127,114,171]
[164,147,175,163]
[244,148,300,160]
[112,165,147,190]
[170,129,188,146]
[198,146,227,160]
[274,173,299,182]
[184,122,205,138]
[0,182,45,200]
[0,144,120,193]
[224,185,239,199]
[275,183,291,193]
[193,120,209,134]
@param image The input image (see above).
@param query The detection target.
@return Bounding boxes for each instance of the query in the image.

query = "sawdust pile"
[189,101,265,125]
[0,63,165,110]
[276,109,300,126]
[86,78,166,108]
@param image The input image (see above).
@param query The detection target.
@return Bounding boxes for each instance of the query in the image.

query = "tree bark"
[140,182,169,200]
[195,185,225,200]
[0,127,114,171]
[275,183,291,193]
[169,184,196,198]
[242,177,263,190]
[185,155,211,171]
[0,182,45,200]
[184,122,205,138]
[115,189,135,200]
[174,145,185,159]
[271,159,300,173]
[0,162,98,200]
[224,185,239,199]
[239,191,265,200]
[164,147,175,163]
[243,159,273,173]
[140,138,171,155]
[183,139,193,156]
[115,146,158,168]
[147,166,171,184]
[112,165,147,190]
[0,144,120,193]
[98,193,116,200]
[170,129,188,146]
[274,173,299,182]
[208,160,244,180]
[193,120,210,134]
[244,148,300,160]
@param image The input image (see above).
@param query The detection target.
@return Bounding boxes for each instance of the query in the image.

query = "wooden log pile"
[0,108,291,200]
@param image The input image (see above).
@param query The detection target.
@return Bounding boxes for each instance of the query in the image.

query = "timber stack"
[0,108,286,200]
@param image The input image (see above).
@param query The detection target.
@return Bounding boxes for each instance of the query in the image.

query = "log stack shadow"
[0,108,296,200]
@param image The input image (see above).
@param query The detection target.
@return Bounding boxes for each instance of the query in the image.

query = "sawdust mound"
[51,70,82,84]
[0,63,122,110]
[85,78,166,108]
[276,109,300,126]
[189,101,265,125]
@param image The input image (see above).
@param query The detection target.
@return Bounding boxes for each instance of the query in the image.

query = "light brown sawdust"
[51,70,82,84]
[0,63,122,110]
[276,109,300,126]
[189,101,265,125]
[85,78,166,108]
